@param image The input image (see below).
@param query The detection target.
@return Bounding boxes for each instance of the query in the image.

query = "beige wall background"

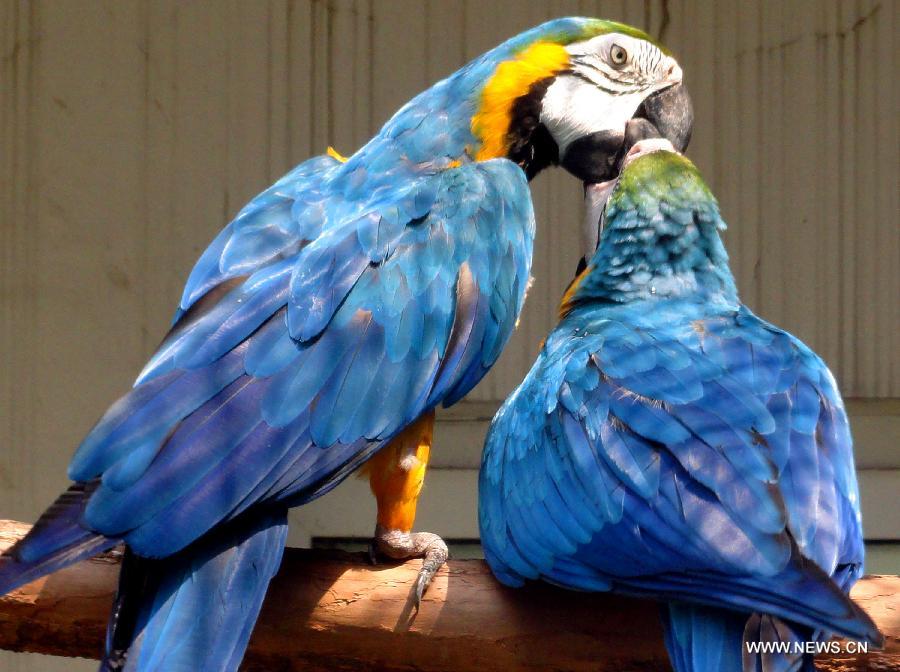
[1,1,897,669]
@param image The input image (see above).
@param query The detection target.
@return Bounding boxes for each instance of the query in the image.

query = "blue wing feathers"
[219,200,298,274]
[71,347,248,482]
[125,424,295,556]
[179,154,340,314]
[598,422,659,499]
[287,227,372,342]
[176,262,293,369]
[5,158,528,582]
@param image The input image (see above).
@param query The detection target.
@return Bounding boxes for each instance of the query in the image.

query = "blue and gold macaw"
[479,141,882,672]
[0,18,692,672]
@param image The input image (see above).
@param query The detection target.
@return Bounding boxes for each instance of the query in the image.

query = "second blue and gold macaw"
[0,17,692,672]
[479,141,882,671]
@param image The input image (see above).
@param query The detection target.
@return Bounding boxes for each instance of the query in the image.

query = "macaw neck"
[333,19,600,186]
[564,192,739,310]
[328,69,493,191]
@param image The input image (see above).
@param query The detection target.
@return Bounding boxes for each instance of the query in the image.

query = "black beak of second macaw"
[560,82,694,184]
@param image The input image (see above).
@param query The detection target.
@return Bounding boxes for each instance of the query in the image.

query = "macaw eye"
[609,44,628,66]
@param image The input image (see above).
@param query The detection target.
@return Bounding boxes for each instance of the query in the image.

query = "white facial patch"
[569,33,681,88]
[540,77,646,155]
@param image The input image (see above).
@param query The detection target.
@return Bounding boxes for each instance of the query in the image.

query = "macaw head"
[559,138,737,313]
[470,18,693,183]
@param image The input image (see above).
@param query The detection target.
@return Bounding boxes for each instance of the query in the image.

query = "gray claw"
[370,525,449,611]
[414,572,428,611]
[413,544,448,611]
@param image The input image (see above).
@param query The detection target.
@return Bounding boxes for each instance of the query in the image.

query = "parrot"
[0,17,694,672]
[479,139,883,672]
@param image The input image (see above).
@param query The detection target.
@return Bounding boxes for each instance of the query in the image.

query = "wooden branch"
[0,520,896,671]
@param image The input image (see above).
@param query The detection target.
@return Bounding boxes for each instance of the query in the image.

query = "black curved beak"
[560,82,694,184]
[632,82,693,152]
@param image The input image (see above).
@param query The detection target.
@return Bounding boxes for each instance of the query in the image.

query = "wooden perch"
[0,520,896,671]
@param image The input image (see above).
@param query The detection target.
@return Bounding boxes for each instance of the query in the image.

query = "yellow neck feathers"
[471,42,570,161]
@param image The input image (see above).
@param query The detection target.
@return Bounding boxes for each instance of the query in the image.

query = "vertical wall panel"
[371,0,427,126]
[286,0,314,160]
[1,0,39,524]
[837,1,858,392]
[28,0,151,514]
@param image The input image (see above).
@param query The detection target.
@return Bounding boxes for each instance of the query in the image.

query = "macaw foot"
[369,524,449,609]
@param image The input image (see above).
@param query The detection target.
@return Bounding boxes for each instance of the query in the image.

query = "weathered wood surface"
[0,520,897,671]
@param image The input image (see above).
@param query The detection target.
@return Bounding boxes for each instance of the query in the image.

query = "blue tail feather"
[662,603,817,672]
[662,602,746,672]
[101,508,288,672]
